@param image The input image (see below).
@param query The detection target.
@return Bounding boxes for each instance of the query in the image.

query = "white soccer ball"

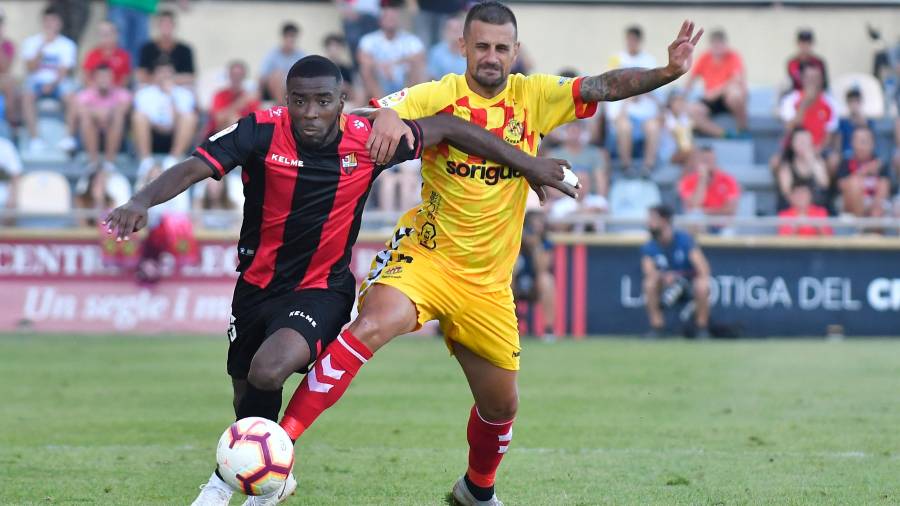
[216,417,295,496]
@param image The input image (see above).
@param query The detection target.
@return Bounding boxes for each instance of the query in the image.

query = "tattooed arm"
[580,20,704,103]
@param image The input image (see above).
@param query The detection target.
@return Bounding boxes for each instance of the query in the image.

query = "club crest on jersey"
[503,119,524,144]
[341,153,358,174]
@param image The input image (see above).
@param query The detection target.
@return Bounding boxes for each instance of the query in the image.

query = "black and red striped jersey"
[193,106,423,297]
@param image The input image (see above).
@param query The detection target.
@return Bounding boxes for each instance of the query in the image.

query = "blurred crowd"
[0,0,898,239]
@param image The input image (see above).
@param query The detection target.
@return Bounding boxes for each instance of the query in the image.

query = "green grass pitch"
[2,334,899,505]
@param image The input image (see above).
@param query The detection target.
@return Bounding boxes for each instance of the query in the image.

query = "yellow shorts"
[359,228,520,371]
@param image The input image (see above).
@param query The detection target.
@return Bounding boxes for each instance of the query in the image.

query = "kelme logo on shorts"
[445,161,522,186]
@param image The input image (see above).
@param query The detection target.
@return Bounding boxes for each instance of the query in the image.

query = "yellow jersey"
[375,73,597,287]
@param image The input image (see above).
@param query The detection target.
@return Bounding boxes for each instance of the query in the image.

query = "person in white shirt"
[0,136,21,224]
[605,25,662,178]
[132,61,197,174]
[20,6,78,153]
[357,0,426,99]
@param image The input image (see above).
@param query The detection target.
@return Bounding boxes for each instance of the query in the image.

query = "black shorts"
[227,281,354,379]
[151,129,174,154]
[702,96,729,115]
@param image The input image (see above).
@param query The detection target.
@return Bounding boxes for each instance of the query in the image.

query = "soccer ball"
[216,417,295,496]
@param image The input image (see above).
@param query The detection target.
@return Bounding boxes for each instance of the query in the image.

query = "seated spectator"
[514,210,556,341]
[836,127,890,218]
[82,21,131,88]
[207,60,259,136]
[779,65,837,155]
[336,0,380,69]
[786,29,828,92]
[21,6,78,153]
[0,10,16,137]
[608,177,661,225]
[778,183,833,236]
[550,120,608,198]
[663,90,694,165]
[548,174,608,233]
[358,0,426,99]
[132,61,197,173]
[377,159,420,212]
[685,29,748,137]
[0,136,22,225]
[641,205,711,338]
[259,22,305,104]
[411,0,466,48]
[323,33,358,110]
[74,169,116,227]
[775,128,829,210]
[137,10,194,86]
[606,25,661,177]
[193,177,239,231]
[75,64,131,171]
[427,15,465,80]
[832,88,874,168]
[678,147,741,220]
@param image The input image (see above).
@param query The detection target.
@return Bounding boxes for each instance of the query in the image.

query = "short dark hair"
[464,1,517,37]
[711,29,727,42]
[228,59,248,72]
[626,25,643,40]
[382,0,406,9]
[282,22,299,37]
[94,63,112,72]
[287,55,343,85]
[324,33,346,47]
[846,88,862,101]
[792,181,813,192]
[43,6,61,18]
[651,205,674,222]
[797,29,814,42]
[157,9,175,21]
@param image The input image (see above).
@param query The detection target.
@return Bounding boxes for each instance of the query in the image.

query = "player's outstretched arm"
[416,114,579,203]
[103,157,211,241]
[580,20,704,102]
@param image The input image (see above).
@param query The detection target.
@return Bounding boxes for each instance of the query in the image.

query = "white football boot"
[240,472,297,506]
[451,476,504,506]
[190,471,234,506]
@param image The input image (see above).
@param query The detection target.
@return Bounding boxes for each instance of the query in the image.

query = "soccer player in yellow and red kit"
[280,3,703,503]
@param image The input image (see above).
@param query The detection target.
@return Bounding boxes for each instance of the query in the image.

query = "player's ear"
[457,36,466,56]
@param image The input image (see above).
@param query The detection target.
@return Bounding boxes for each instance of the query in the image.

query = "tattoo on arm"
[580,67,680,102]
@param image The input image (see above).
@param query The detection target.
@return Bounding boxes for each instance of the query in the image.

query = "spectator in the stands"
[74,168,116,227]
[684,29,747,138]
[259,22,305,105]
[21,6,78,154]
[411,0,467,48]
[550,120,608,199]
[48,0,90,45]
[775,128,829,210]
[193,177,238,231]
[427,15,466,80]
[336,0,380,69]
[678,146,741,219]
[207,60,259,136]
[837,127,890,218]
[0,10,16,137]
[514,210,557,341]
[779,65,837,155]
[606,25,661,177]
[786,29,828,92]
[82,21,131,88]
[75,64,131,172]
[137,10,195,86]
[323,34,359,111]
[831,88,875,170]
[548,171,609,233]
[641,204,711,338]
[663,90,694,165]
[132,61,197,174]
[0,136,21,225]
[358,0,426,99]
[377,159,420,212]
[778,182,833,236]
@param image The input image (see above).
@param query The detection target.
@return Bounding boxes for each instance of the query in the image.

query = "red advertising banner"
[0,235,387,334]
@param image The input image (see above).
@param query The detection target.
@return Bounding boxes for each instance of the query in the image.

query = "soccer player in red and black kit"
[104,55,576,506]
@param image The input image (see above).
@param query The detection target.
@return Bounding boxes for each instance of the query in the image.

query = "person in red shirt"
[779,65,837,154]
[207,60,260,136]
[82,21,131,87]
[786,29,828,92]
[837,127,890,218]
[684,29,747,137]
[679,146,741,218]
[778,182,832,236]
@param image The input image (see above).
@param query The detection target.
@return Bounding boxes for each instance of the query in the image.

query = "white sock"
[207,471,234,494]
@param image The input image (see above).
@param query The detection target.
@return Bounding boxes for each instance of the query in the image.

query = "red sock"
[466,405,514,488]
[280,329,372,440]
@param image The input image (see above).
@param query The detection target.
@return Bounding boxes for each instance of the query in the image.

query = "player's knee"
[478,396,518,423]
[247,363,287,391]
[349,314,392,351]
[693,277,710,298]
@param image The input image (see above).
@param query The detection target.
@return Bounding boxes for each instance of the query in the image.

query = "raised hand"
[667,20,704,77]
